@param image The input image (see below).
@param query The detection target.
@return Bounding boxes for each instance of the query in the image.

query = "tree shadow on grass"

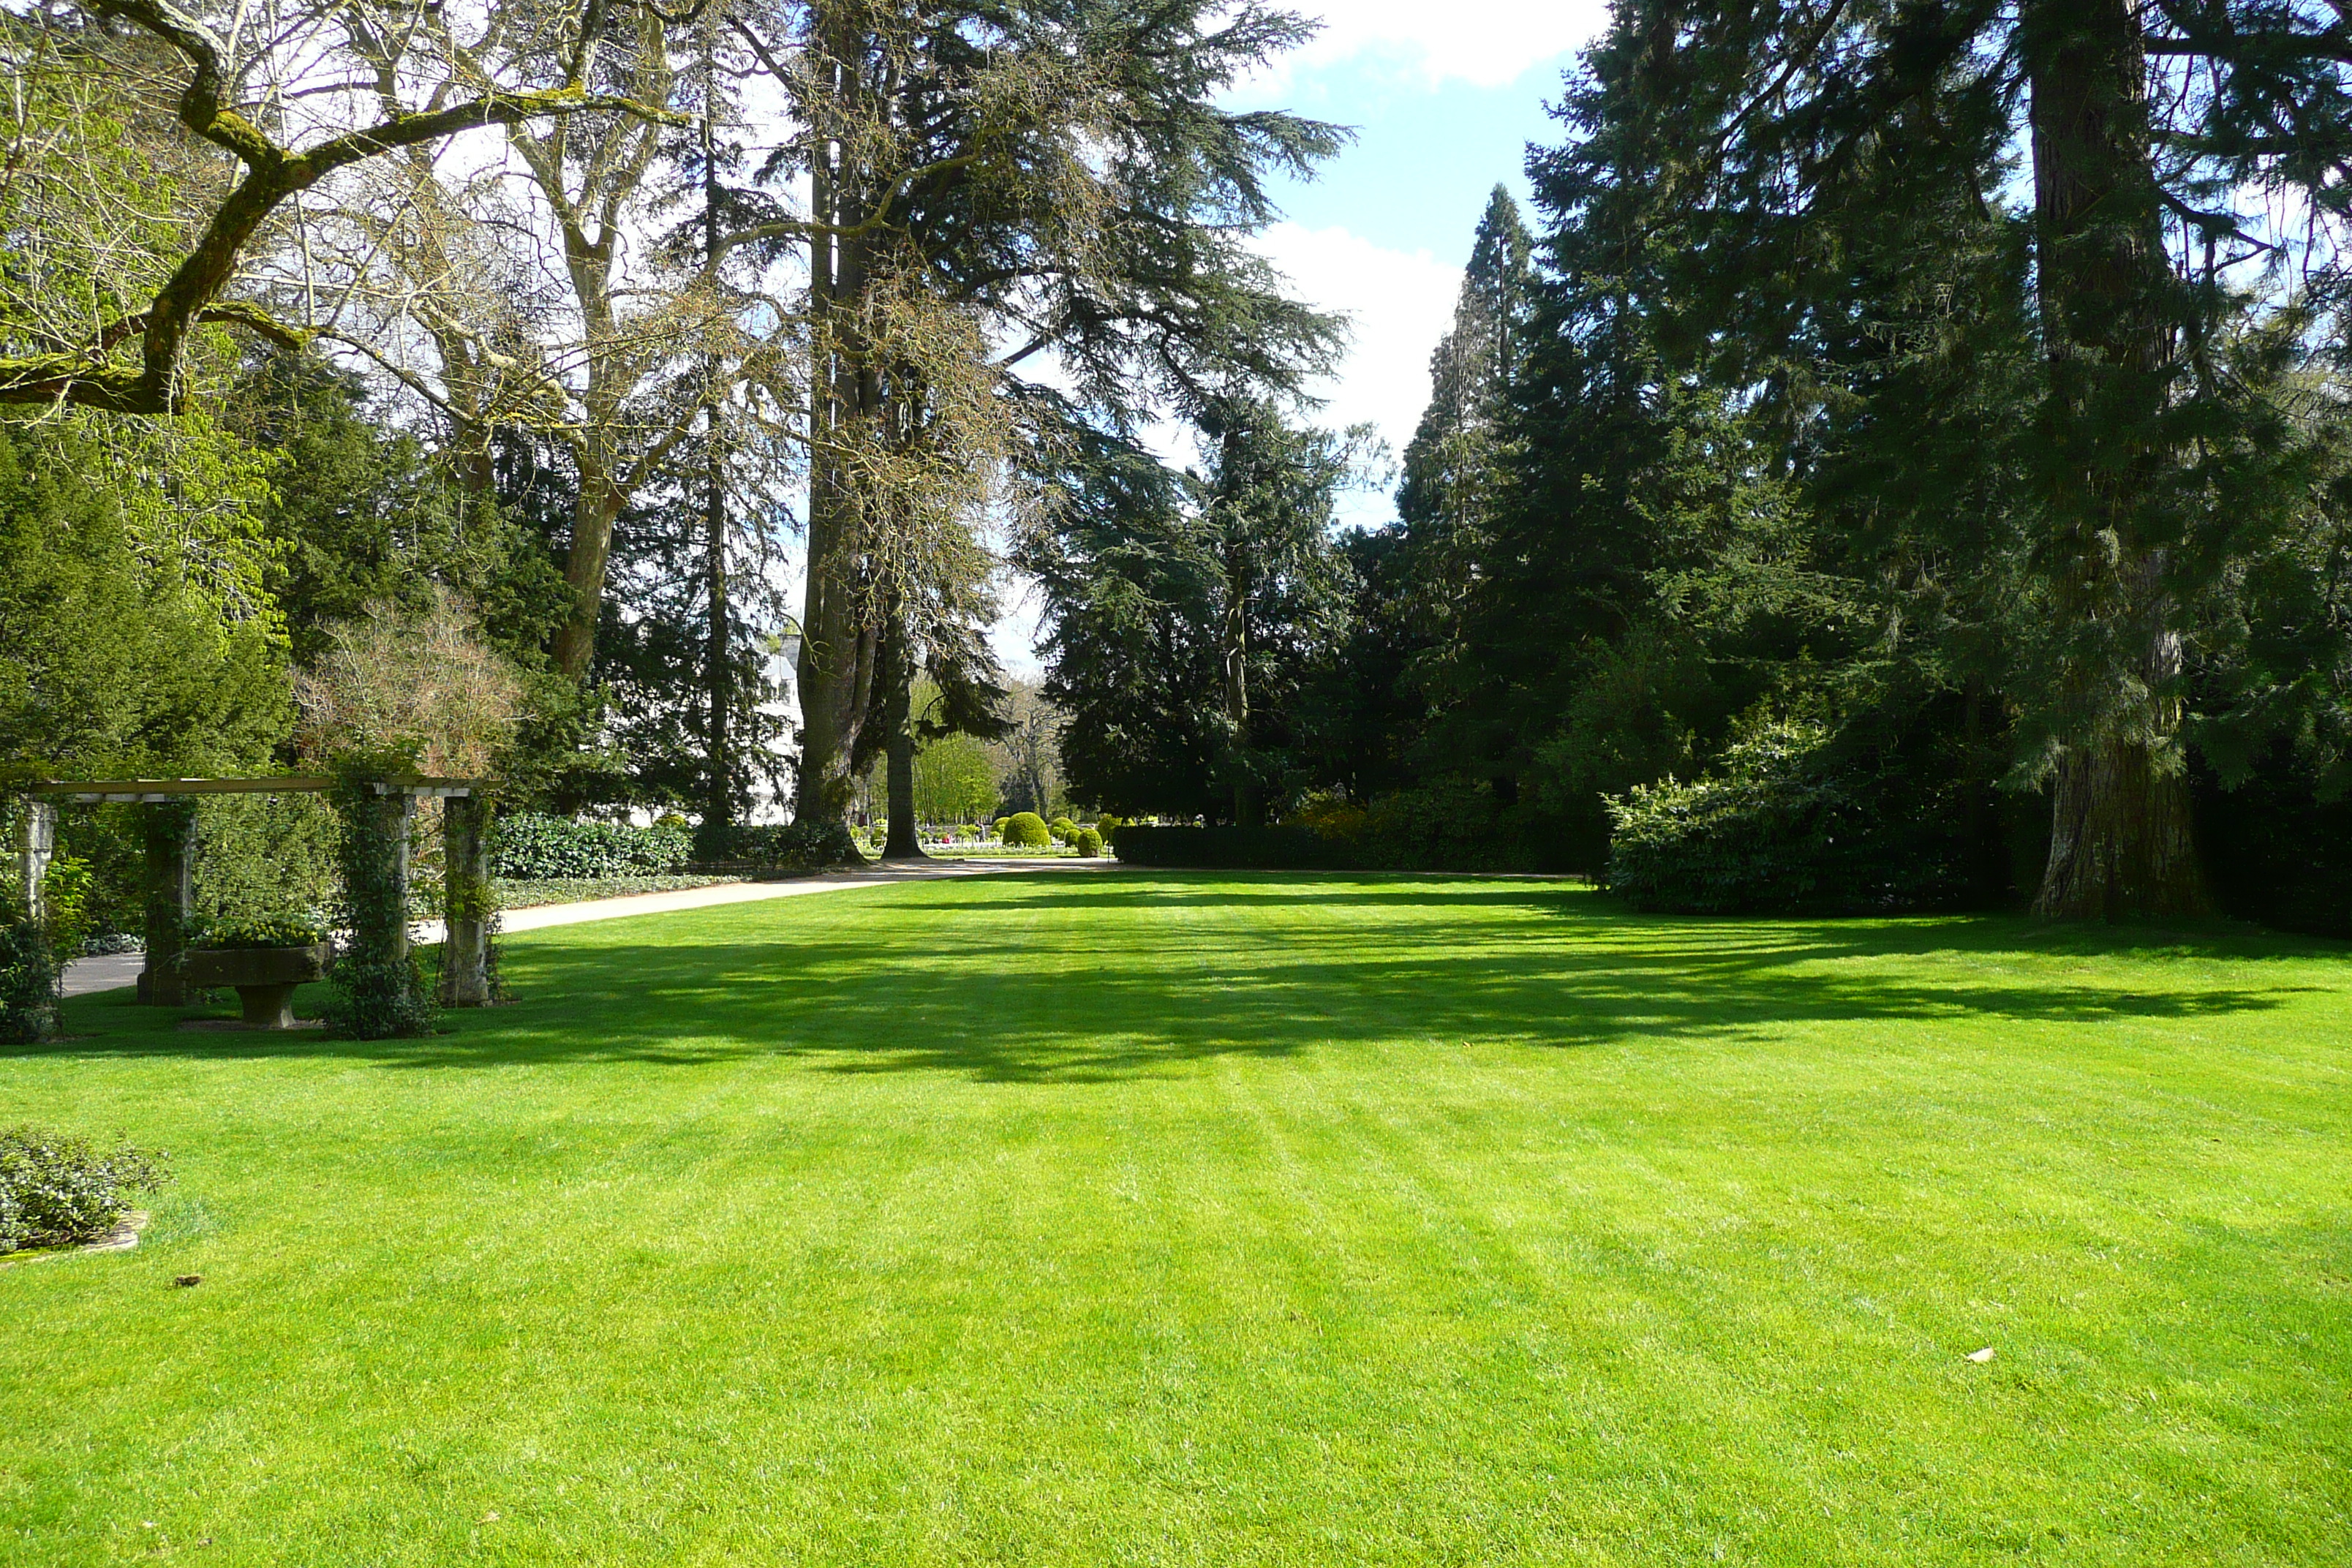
[27,873,2343,1082]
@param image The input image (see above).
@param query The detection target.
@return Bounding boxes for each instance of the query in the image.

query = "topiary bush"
[0,1126,170,1253]
[999,811,1052,848]
[0,917,58,1046]
[1073,826,1105,857]
[1605,720,1971,914]
[1047,816,1078,844]
[492,814,694,880]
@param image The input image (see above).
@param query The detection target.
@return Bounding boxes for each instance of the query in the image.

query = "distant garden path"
[57,859,1112,998]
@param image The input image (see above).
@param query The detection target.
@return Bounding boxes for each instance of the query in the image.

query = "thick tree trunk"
[793,15,881,827]
[552,472,623,680]
[2023,0,2210,919]
[2039,731,2205,920]
[704,407,733,840]
[884,727,924,859]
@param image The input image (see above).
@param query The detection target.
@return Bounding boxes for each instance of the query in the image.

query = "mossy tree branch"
[0,0,679,415]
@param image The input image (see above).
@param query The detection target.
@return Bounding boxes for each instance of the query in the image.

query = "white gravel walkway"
[59,858,1109,998]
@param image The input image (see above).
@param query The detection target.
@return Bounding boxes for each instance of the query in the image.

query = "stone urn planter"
[180,944,330,1029]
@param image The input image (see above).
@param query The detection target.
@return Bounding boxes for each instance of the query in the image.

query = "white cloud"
[1279,1,1610,90]
[1252,220,1461,523]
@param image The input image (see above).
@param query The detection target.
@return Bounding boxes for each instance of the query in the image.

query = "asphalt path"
[59,858,1109,999]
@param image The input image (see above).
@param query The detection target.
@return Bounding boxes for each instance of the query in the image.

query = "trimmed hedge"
[1110,826,1355,870]
[493,815,694,881]
[718,819,864,871]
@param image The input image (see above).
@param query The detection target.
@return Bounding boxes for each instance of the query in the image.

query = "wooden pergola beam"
[28,777,483,803]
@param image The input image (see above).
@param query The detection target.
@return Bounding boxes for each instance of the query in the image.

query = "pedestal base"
[233,982,300,1030]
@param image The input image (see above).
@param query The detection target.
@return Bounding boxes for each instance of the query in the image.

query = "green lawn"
[4,873,2348,1565]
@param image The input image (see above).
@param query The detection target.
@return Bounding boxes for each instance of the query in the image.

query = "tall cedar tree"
[766,0,1344,828]
[1567,0,2352,917]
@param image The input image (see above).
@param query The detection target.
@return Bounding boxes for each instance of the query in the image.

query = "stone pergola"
[15,775,497,1009]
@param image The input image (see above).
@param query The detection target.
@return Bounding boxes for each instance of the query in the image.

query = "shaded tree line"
[1038,1,2352,932]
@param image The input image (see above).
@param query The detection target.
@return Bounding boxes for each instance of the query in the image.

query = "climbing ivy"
[324,751,437,1039]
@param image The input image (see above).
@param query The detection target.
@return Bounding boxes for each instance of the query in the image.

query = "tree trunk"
[552,472,623,680]
[793,14,881,826]
[885,727,924,859]
[2023,0,2211,919]
[704,404,733,842]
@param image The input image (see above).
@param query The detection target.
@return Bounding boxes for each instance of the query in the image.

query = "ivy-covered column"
[440,794,497,1008]
[137,799,197,1006]
[327,764,434,1038]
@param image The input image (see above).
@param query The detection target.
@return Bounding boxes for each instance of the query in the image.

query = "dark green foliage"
[1109,826,1352,870]
[1000,813,1052,848]
[2196,753,2352,939]
[1605,724,1974,916]
[1037,401,1362,824]
[0,1127,169,1254]
[230,351,571,674]
[0,918,57,1046]
[491,815,694,881]
[0,423,287,781]
[190,912,329,950]
[324,758,435,1041]
[716,820,862,872]
[1073,827,1105,858]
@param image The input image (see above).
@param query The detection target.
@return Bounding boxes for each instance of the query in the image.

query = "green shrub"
[492,815,694,880]
[0,1126,170,1254]
[1048,816,1078,843]
[1073,827,1105,857]
[1605,720,1970,914]
[190,911,330,949]
[721,819,863,870]
[42,856,95,962]
[0,918,58,1046]
[1000,812,1052,848]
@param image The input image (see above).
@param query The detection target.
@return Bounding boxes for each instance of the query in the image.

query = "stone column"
[439,794,494,1007]
[16,799,55,921]
[137,798,198,1006]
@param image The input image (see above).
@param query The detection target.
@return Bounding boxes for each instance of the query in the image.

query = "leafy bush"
[1073,827,1105,857]
[1286,794,1370,845]
[720,819,864,870]
[1605,720,1970,914]
[493,814,694,880]
[0,1126,170,1253]
[1047,815,1078,843]
[191,912,330,949]
[0,918,58,1046]
[42,856,95,965]
[1111,826,1352,869]
[1000,812,1052,848]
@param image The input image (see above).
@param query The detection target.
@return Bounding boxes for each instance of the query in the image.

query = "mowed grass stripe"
[1,871,2345,1564]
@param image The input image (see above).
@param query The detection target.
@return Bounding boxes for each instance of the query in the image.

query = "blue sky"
[1224,4,1613,509]
[990,4,1610,671]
